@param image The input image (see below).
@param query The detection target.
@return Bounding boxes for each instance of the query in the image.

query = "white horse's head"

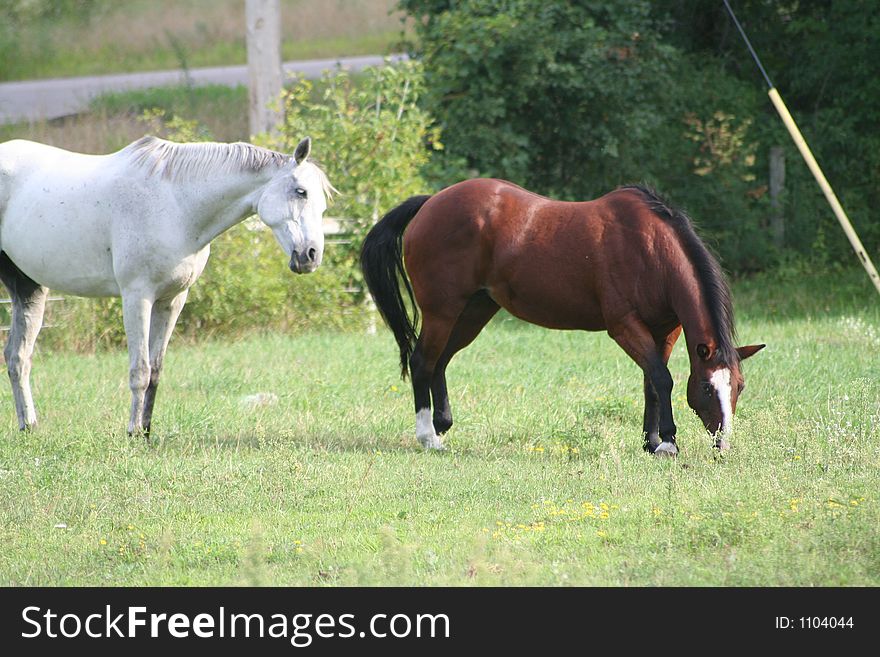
[256,137,334,274]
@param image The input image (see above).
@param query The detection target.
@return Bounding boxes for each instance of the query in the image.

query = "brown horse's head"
[687,343,765,444]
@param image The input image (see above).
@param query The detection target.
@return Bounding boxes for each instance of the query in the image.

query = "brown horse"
[360,179,764,455]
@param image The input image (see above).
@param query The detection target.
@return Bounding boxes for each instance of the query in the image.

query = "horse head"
[687,343,765,447]
[256,137,334,274]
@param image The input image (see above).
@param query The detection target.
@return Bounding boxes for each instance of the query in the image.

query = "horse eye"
[295,187,307,198]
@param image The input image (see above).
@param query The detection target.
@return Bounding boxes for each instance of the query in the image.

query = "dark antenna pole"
[722,0,773,89]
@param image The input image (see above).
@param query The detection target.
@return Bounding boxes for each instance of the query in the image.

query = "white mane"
[310,162,338,202]
[123,136,288,181]
[122,136,336,201]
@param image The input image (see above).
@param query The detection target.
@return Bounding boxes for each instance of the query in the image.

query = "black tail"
[360,194,432,378]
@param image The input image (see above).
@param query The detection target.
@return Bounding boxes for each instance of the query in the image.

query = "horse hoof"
[433,416,453,435]
[714,438,731,451]
[644,433,662,452]
[417,434,445,450]
[653,441,678,457]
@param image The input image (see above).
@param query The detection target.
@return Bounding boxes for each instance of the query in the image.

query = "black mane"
[621,184,738,367]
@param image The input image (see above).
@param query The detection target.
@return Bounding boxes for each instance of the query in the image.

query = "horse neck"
[669,265,725,371]
[172,165,281,247]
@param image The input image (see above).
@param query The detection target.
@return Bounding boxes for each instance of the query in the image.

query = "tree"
[400,0,680,200]
[399,0,879,271]
[246,0,283,137]
[660,0,880,262]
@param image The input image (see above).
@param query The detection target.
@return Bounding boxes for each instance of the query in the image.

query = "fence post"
[769,145,785,250]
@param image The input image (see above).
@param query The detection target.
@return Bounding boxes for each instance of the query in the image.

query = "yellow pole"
[767,87,880,296]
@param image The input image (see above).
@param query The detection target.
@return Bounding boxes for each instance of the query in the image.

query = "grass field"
[0,85,251,156]
[0,268,877,586]
[1,0,407,82]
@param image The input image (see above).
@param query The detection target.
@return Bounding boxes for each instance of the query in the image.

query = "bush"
[398,0,781,270]
[398,0,681,199]
[399,0,880,274]
[659,1,880,269]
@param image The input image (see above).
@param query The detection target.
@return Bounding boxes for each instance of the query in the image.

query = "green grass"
[0,84,250,154]
[89,85,251,143]
[0,0,408,82]
[0,30,403,82]
[0,268,878,586]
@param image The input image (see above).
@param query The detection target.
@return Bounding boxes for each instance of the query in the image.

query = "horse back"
[402,179,684,332]
[0,140,138,296]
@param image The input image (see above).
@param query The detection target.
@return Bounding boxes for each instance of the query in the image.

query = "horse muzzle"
[289,247,321,274]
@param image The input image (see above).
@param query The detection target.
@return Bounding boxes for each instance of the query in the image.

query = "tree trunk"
[246,0,283,137]
[769,145,785,250]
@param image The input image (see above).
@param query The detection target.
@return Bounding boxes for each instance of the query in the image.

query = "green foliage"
[137,108,208,142]
[654,57,773,272]
[179,221,365,339]
[399,0,879,273]
[398,0,771,269]
[399,0,679,199]
[261,59,440,283]
[660,0,880,266]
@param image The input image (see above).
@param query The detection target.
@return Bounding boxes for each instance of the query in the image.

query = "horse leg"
[142,290,188,436]
[0,256,48,430]
[121,292,153,436]
[642,326,682,452]
[409,311,461,450]
[609,314,678,456]
[430,290,499,435]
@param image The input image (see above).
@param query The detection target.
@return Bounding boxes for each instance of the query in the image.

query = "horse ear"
[736,344,766,360]
[294,137,311,165]
[696,343,712,361]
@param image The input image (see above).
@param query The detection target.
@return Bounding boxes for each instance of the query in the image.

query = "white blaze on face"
[709,367,733,435]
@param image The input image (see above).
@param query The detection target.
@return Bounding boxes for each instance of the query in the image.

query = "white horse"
[0,135,334,435]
